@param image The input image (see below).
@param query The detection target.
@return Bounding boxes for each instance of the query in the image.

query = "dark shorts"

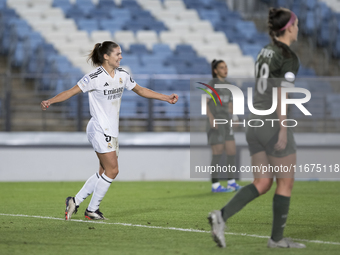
[246,121,296,158]
[207,124,235,145]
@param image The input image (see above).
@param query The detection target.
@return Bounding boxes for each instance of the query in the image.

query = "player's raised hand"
[41,100,51,110]
[168,93,178,104]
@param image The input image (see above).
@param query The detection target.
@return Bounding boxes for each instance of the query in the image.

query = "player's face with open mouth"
[107,46,123,68]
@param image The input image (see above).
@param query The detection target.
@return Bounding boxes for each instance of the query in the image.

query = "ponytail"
[268,7,293,58]
[87,41,120,66]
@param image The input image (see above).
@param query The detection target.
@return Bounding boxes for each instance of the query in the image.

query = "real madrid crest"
[119,78,123,84]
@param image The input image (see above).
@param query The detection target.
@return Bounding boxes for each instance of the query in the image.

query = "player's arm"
[274,59,297,151]
[41,85,82,110]
[274,86,288,151]
[132,84,178,104]
[228,102,233,115]
[206,98,217,129]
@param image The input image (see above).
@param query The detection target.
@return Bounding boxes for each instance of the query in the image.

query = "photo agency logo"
[196,81,312,128]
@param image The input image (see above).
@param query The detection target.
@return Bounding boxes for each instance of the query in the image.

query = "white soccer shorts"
[86,118,119,156]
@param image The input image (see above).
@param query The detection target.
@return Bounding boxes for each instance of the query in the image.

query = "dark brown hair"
[268,7,293,57]
[87,41,120,66]
[211,59,225,78]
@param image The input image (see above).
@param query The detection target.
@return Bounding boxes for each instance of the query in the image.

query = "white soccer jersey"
[77,66,136,137]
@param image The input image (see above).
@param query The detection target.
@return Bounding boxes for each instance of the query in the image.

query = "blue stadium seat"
[302,11,315,36]
[147,21,167,33]
[12,42,25,67]
[25,32,44,51]
[315,2,332,28]
[153,96,187,118]
[10,23,32,44]
[140,55,166,65]
[317,22,331,47]
[130,9,153,20]
[120,100,138,118]
[234,21,257,41]
[129,44,150,55]
[122,20,146,32]
[134,78,150,88]
[87,8,111,19]
[52,0,72,12]
[152,44,173,57]
[98,0,116,9]
[171,80,190,91]
[240,43,262,60]
[74,0,95,15]
[77,19,100,34]
[99,19,125,33]
[120,0,141,9]
[183,0,205,9]
[251,33,270,45]
[65,7,86,21]
[156,66,177,74]
[153,79,172,91]
[109,9,131,19]
[303,0,317,11]
[174,44,197,55]
[121,55,140,65]
[28,43,57,74]
[197,9,221,25]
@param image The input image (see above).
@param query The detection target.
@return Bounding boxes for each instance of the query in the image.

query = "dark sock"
[271,194,290,242]
[226,155,236,180]
[221,183,259,222]
[211,154,222,184]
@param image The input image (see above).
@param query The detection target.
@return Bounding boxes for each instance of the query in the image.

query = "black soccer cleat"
[84,208,107,220]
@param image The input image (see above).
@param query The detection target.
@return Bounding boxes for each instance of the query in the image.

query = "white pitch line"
[0,213,339,246]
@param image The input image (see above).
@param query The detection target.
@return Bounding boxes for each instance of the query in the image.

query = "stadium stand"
[1,0,339,132]
[2,0,321,79]
[263,0,340,59]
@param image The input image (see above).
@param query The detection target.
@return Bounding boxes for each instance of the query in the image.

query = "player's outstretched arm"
[41,85,82,110]
[132,84,178,104]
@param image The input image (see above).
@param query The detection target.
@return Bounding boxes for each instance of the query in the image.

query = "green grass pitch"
[0,181,339,255]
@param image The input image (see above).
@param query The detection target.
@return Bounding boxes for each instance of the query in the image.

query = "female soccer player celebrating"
[207,59,242,192]
[208,8,306,248]
[41,41,178,220]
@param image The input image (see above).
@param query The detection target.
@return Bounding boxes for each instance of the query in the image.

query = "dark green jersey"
[207,78,233,119]
[253,42,300,111]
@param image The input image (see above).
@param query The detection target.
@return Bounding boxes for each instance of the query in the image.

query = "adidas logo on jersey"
[104,82,109,87]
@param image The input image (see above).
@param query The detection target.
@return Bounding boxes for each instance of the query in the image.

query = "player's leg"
[267,153,305,248]
[85,151,118,220]
[222,151,272,221]
[210,144,233,192]
[208,151,272,248]
[75,165,102,204]
[65,164,104,220]
[224,140,242,191]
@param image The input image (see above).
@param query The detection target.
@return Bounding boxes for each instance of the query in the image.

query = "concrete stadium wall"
[0,132,340,181]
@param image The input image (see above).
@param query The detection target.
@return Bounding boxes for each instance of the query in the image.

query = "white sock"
[212,182,221,189]
[75,173,100,206]
[87,173,113,212]
[228,179,236,185]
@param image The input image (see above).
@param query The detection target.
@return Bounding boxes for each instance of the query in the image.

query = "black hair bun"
[268,7,278,19]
